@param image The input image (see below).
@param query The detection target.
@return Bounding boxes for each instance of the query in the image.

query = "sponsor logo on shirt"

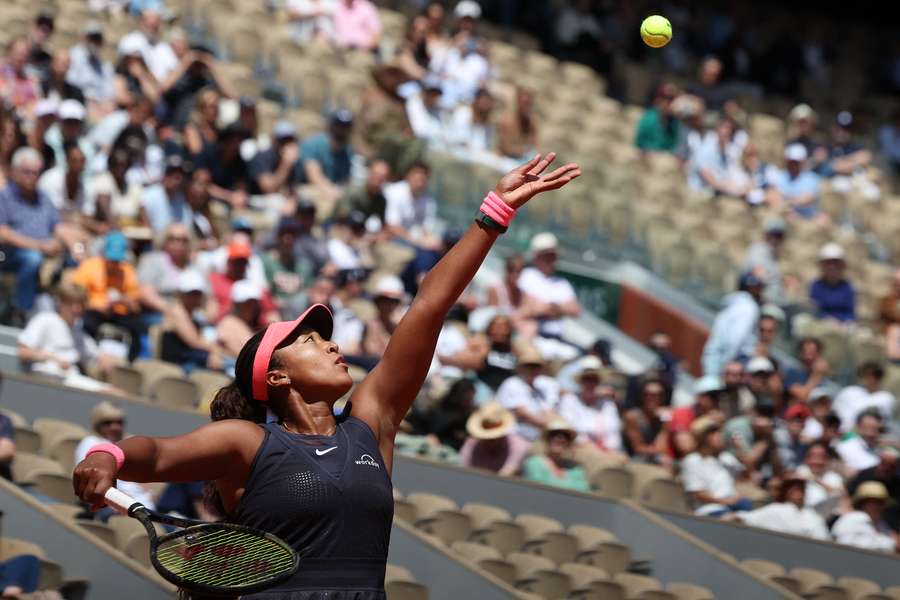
[355,453,380,468]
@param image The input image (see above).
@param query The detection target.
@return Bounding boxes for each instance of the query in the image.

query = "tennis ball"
[640,15,672,48]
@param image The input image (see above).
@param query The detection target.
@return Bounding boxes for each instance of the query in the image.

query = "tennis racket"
[104,487,299,596]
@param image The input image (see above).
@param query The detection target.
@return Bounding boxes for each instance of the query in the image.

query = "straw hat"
[91,401,124,431]
[690,415,720,440]
[852,481,889,507]
[576,356,603,382]
[544,418,577,441]
[466,403,515,440]
[515,345,544,367]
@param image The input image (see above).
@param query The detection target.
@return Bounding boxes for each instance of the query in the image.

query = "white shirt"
[37,165,86,213]
[434,323,469,380]
[832,511,896,552]
[117,31,178,82]
[681,452,740,515]
[737,502,830,540]
[497,374,561,441]
[833,386,896,431]
[558,392,622,451]
[327,238,362,270]
[75,435,156,509]
[406,94,448,147]
[447,105,493,152]
[795,465,845,514]
[19,312,96,377]
[383,181,439,241]
[517,267,578,337]
[433,48,490,106]
[836,435,881,472]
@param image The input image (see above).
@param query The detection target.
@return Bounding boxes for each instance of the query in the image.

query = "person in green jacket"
[634,83,681,152]
[522,418,590,492]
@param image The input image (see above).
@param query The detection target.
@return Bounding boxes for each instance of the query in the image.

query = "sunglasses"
[167,236,190,242]
[98,419,124,426]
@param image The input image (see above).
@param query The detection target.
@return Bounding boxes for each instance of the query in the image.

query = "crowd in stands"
[1,4,900,591]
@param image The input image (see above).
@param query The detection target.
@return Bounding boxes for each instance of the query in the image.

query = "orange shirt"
[69,256,140,314]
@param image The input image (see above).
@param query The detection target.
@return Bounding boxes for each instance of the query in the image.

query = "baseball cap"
[227,241,253,260]
[345,210,367,229]
[784,143,808,162]
[251,304,334,402]
[818,242,846,262]
[373,275,406,301]
[104,231,129,262]
[231,279,262,303]
[785,403,811,421]
[34,98,59,119]
[454,0,482,19]
[83,21,104,36]
[529,232,559,256]
[544,418,577,441]
[59,99,86,122]
[738,271,766,290]
[296,197,316,213]
[760,303,786,322]
[809,386,835,402]
[276,216,302,235]
[118,35,144,57]
[747,356,775,374]
[516,345,544,367]
[330,108,354,127]
[422,75,443,93]
[788,103,815,122]
[164,154,187,174]
[231,216,254,234]
[694,375,724,396]
[239,95,257,109]
[836,111,854,128]
[763,216,787,235]
[177,270,208,294]
[576,355,603,380]
[852,481,889,506]
[272,120,298,140]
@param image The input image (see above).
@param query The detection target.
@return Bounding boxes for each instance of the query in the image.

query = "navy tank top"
[231,416,393,599]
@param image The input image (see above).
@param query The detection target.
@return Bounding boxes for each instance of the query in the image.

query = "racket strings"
[157,526,295,588]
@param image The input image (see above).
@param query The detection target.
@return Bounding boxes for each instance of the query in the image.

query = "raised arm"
[352,154,580,448]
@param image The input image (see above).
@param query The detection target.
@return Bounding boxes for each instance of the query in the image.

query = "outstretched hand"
[494,152,581,209]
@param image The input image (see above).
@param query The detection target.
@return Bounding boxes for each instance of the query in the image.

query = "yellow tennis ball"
[641,15,672,48]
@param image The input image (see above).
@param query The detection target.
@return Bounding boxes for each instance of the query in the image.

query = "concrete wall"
[0,479,175,599]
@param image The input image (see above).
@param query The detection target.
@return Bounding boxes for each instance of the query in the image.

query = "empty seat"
[613,572,664,598]
[48,503,87,520]
[133,359,186,395]
[108,515,154,549]
[189,368,232,408]
[569,524,617,551]
[523,530,579,564]
[0,537,64,590]
[414,509,472,546]
[886,588,900,600]
[771,575,803,595]
[385,563,415,583]
[394,496,416,524]
[33,472,78,504]
[11,451,63,484]
[469,519,526,555]
[509,552,571,599]
[0,408,26,427]
[124,534,152,568]
[838,577,882,600]
[461,502,512,530]
[107,364,143,396]
[47,435,82,473]
[32,418,88,451]
[641,591,679,600]
[406,492,457,518]
[476,558,517,585]
[636,478,690,512]
[740,558,785,578]
[590,466,634,499]
[148,376,200,409]
[13,425,41,453]
[450,540,502,563]
[579,580,627,600]
[791,567,834,595]
[385,581,429,600]
[576,541,632,575]
[77,520,117,546]
[559,563,609,590]
[515,514,564,545]
[667,582,715,600]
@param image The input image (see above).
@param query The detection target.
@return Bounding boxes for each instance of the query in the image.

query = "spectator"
[334,0,382,52]
[208,240,279,324]
[726,143,779,206]
[735,473,829,539]
[67,22,117,116]
[157,481,216,521]
[649,331,679,387]
[86,148,148,230]
[290,199,330,277]
[622,377,670,464]
[681,416,751,516]
[497,87,538,161]
[117,10,178,82]
[743,217,786,305]
[0,147,61,321]
[635,84,681,153]
[459,402,529,476]
[718,360,755,419]
[810,242,856,323]
[38,143,88,217]
[142,155,191,234]
[196,123,250,210]
[496,345,561,442]
[433,8,489,106]
[723,395,788,483]
[517,233,582,360]
[406,76,449,147]
[687,56,730,112]
[670,376,725,457]
[797,440,848,516]
[837,409,884,473]
[17,282,100,378]
[881,270,900,361]
[467,313,516,391]
[137,222,193,317]
[447,87,495,153]
[216,280,264,358]
[687,118,737,194]
[848,446,900,530]
[362,275,407,358]
[397,16,431,81]
[74,401,156,511]
[522,419,591,492]
[26,13,54,77]
[487,253,525,316]
[113,39,160,108]
[160,269,230,372]
[249,120,303,195]
[159,45,236,129]
[29,98,58,170]
[183,88,220,158]
[799,387,837,442]
[745,356,785,414]
[41,49,84,106]
[878,109,900,176]
[46,99,94,172]
[301,109,356,210]
[784,337,831,403]
[0,36,41,117]
[701,272,764,377]
[783,404,810,469]
[262,217,312,309]
[184,168,219,248]
[337,158,390,223]
[384,160,440,248]
[327,211,371,271]
[0,554,41,598]
[834,363,896,429]
[354,65,416,166]
[554,0,603,64]
[832,482,898,552]
[69,231,145,361]
[559,356,624,453]
[287,0,337,45]
[786,103,820,157]
[754,305,785,361]
[770,144,825,223]
[819,111,871,177]
[407,378,476,451]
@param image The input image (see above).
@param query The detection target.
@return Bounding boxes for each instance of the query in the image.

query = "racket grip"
[104,487,141,514]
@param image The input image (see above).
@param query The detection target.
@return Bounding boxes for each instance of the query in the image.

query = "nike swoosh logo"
[315,447,338,456]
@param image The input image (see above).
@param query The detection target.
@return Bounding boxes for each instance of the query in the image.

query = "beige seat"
[11,451,64,484]
[0,537,64,590]
[469,519,526,555]
[559,562,609,591]
[569,524,616,551]
[576,541,632,575]
[771,575,803,595]
[13,425,42,454]
[124,533,152,568]
[406,492,458,518]
[667,582,715,600]
[107,364,143,396]
[33,472,78,504]
[47,434,82,473]
[838,577,883,600]
[579,580,628,600]
[476,557,517,585]
[509,552,571,599]
[884,587,900,600]
[32,418,88,453]
[48,503,86,519]
[107,514,159,550]
[0,408,27,427]
[189,368,232,410]
[590,465,634,499]
[394,496,416,524]
[740,558,785,578]
[414,509,473,546]
[637,478,690,512]
[148,376,200,409]
[461,502,512,530]
[384,581,429,600]
[450,540,502,563]
[791,567,834,595]
[133,359,186,395]
[77,520,117,546]
[523,530,579,564]
[515,514,564,546]
[613,572,664,598]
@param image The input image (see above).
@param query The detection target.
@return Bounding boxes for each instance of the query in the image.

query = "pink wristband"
[86,443,125,470]
[479,191,516,227]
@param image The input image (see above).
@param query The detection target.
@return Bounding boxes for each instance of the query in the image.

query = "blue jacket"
[701,291,760,377]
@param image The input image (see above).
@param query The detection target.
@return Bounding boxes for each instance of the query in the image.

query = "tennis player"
[73,153,580,599]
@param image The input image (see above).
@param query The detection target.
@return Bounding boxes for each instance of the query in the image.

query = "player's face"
[276,330,352,402]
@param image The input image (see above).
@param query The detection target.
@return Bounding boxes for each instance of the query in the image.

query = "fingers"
[536,168,582,192]
[514,153,543,175]
[540,163,581,183]
[73,463,115,510]
[526,152,558,177]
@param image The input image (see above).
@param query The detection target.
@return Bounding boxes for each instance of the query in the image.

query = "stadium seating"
[740,558,898,600]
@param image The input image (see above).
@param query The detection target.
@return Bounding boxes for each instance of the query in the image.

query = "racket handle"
[104,487,141,514]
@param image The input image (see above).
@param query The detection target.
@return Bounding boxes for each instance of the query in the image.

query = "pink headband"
[251,304,334,403]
